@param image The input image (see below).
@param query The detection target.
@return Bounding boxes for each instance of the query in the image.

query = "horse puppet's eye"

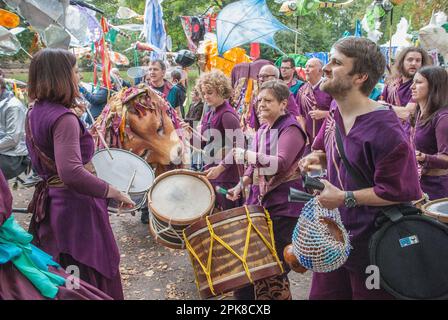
[157,124,164,135]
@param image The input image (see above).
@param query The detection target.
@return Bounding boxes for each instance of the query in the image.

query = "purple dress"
[0,171,112,300]
[245,113,306,218]
[310,106,422,299]
[414,109,448,200]
[26,101,123,300]
[201,100,243,210]
[296,81,333,154]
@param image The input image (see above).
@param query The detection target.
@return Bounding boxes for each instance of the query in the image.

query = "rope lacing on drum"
[183,205,284,296]
[150,215,186,248]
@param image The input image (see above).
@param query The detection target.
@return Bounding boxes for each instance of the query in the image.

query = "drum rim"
[92,147,155,192]
[184,205,266,238]
[148,169,216,225]
[421,197,448,223]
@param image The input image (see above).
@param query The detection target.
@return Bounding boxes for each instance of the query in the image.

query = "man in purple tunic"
[25,49,134,300]
[300,37,422,299]
[296,58,333,155]
[380,47,430,132]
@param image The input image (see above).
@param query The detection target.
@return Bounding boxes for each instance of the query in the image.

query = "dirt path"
[10,182,312,300]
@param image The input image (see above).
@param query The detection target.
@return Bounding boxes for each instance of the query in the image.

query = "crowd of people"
[0,36,447,300]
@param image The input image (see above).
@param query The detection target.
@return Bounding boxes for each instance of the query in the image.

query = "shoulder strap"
[334,123,371,189]
[25,108,58,173]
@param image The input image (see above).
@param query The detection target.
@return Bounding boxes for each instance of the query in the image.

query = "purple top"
[245,113,307,217]
[414,109,448,169]
[201,100,242,184]
[0,171,12,226]
[313,106,422,242]
[249,92,299,130]
[26,101,120,279]
[381,78,414,107]
[296,81,333,142]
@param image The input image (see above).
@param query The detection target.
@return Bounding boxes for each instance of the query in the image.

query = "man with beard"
[380,47,430,131]
[299,37,421,299]
[296,58,333,155]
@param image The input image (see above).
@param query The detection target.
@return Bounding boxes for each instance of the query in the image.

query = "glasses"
[258,74,276,80]
[280,67,292,70]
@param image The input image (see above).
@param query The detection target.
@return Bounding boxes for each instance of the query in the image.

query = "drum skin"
[421,198,448,224]
[184,205,283,299]
[148,169,215,249]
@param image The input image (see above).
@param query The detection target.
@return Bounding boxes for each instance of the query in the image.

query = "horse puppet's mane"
[92,83,181,150]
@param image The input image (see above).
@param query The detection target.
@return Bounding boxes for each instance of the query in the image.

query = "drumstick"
[86,107,114,160]
[119,169,137,216]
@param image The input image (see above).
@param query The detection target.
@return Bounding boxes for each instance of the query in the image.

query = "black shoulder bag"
[335,124,448,300]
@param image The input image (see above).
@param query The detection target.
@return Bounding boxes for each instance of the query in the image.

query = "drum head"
[422,198,448,223]
[149,170,214,224]
[92,148,155,193]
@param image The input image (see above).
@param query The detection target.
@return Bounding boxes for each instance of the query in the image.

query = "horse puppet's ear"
[121,87,147,104]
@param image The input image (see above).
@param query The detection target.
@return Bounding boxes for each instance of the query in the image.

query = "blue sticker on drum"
[399,235,419,248]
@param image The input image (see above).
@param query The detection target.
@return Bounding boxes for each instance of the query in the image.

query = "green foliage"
[1,0,447,66]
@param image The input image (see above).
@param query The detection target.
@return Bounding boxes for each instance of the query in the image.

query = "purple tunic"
[414,109,448,200]
[0,171,112,300]
[26,101,123,299]
[381,78,413,107]
[313,107,422,242]
[310,106,421,300]
[245,113,307,217]
[296,81,333,152]
[382,78,414,135]
[201,100,243,210]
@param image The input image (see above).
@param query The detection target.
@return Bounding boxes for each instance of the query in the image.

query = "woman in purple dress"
[25,48,134,300]
[227,80,307,300]
[0,170,112,300]
[197,70,244,211]
[411,66,448,200]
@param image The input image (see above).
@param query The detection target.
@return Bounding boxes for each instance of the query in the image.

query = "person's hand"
[107,186,136,209]
[416,150,426,163]
[226,184,242,201]
[203,165,225,180]
[232,147,246,163]
[298,153,322,173]
[308,110,328,120]
[180,120,192,139]
[316,180,345,210]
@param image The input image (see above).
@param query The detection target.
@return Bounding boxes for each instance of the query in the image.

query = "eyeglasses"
[280,67,292,70]
[258,74,276,80]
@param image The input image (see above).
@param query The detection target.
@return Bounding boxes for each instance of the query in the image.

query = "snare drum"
[421,198,448,224]
[92,148,155,214]
[183,205,284,299]
[148,169,215,249]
